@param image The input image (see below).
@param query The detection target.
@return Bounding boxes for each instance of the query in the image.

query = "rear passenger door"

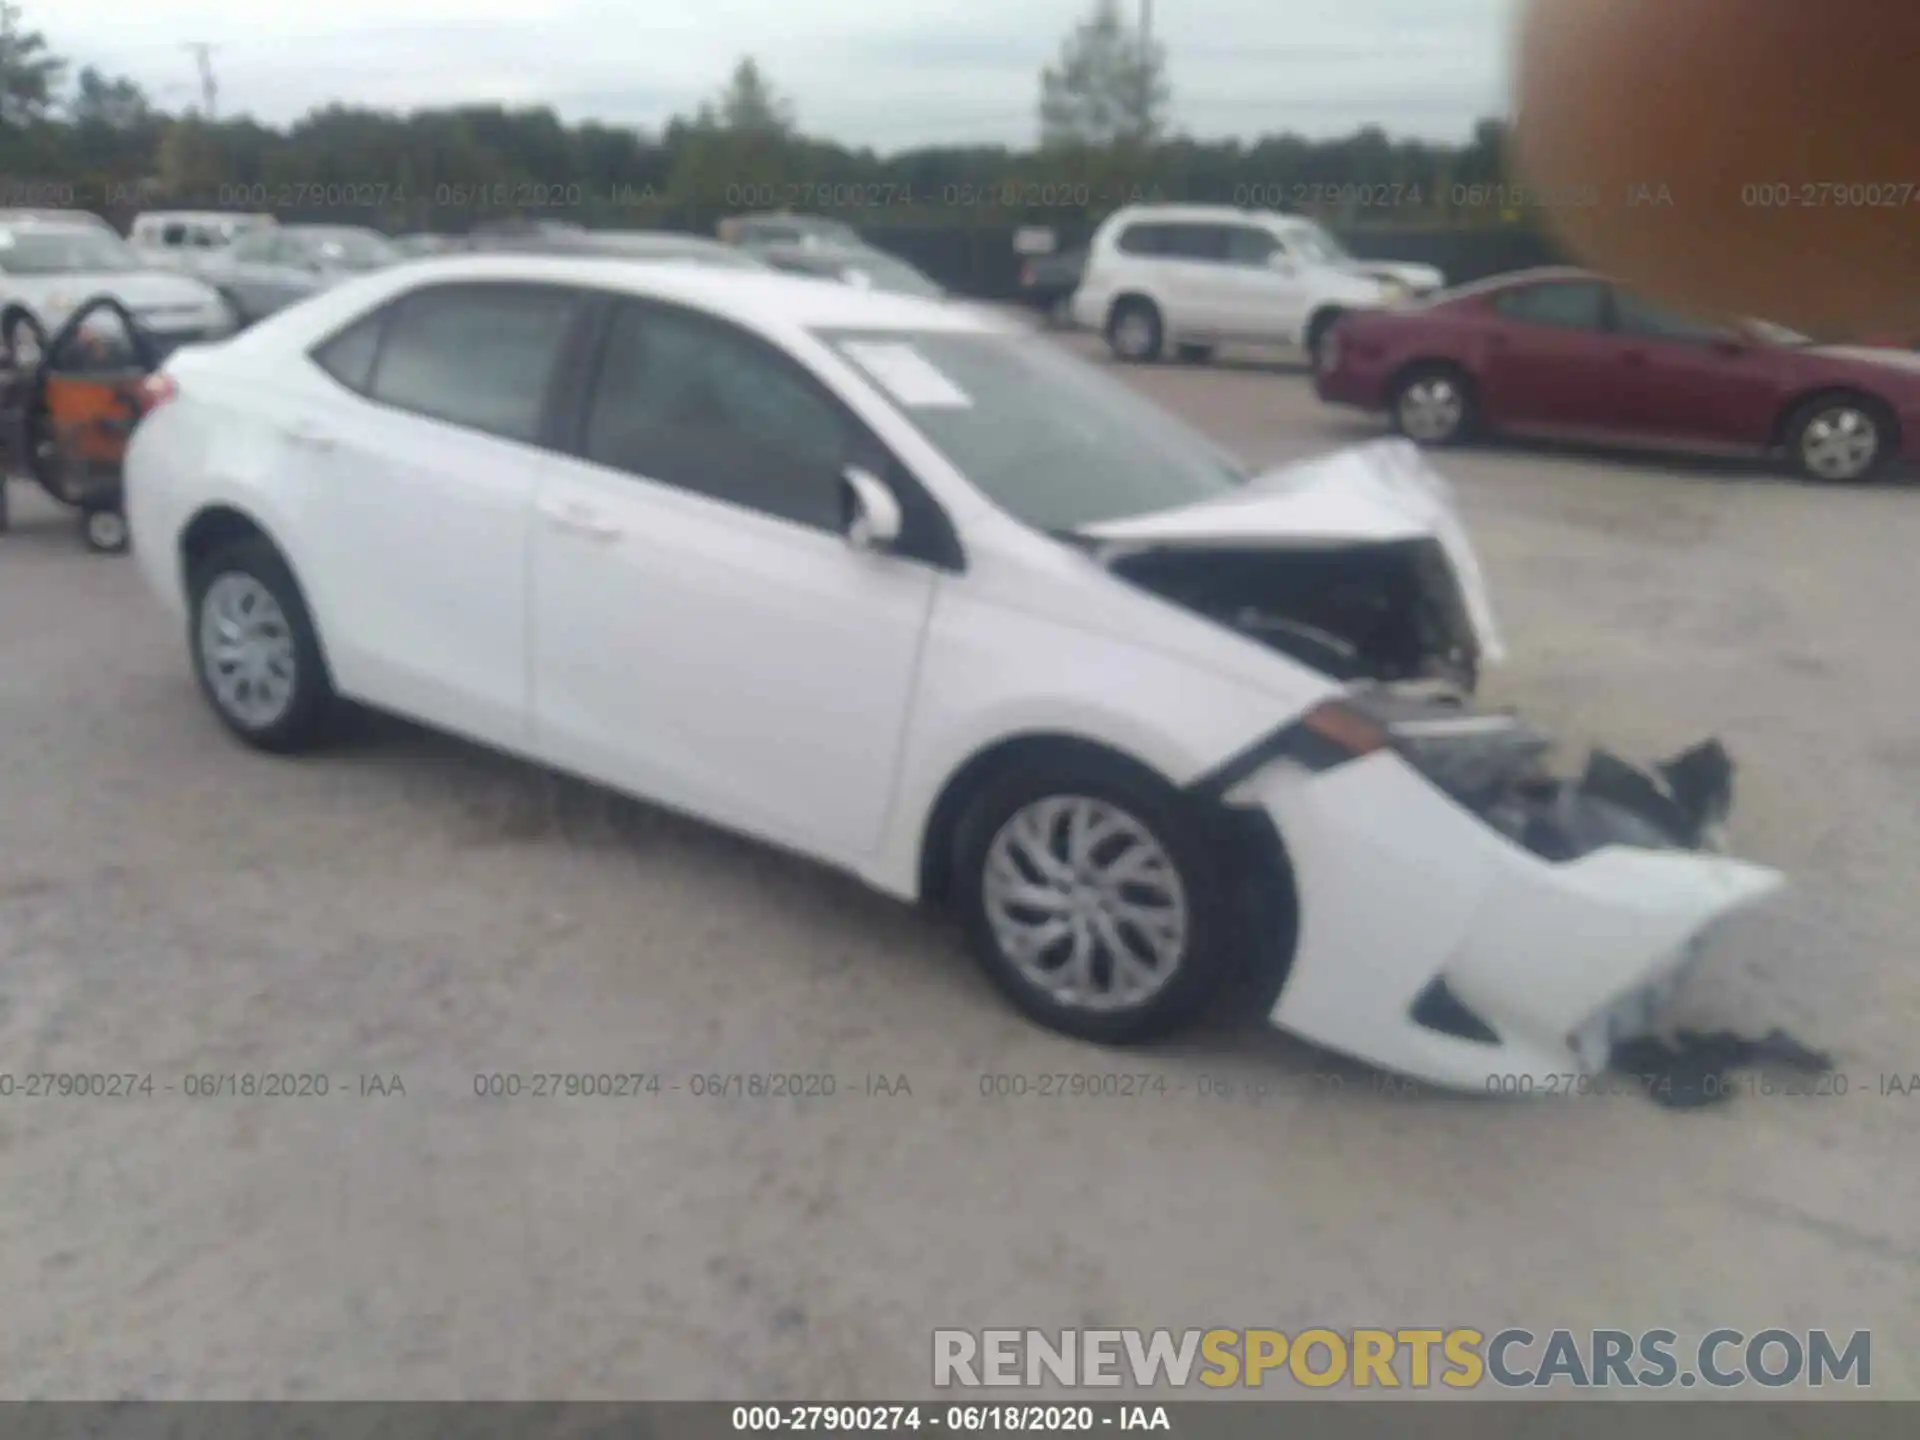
[293,280,585,748]
[528,297,942,864]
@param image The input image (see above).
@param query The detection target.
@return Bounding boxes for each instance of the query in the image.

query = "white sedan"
[124,255,1784,1091]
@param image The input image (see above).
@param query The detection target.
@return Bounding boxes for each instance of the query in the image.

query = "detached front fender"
[1231,750,1785,1091]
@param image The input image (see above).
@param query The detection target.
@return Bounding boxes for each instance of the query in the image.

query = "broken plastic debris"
[1611,1028,1835,1110]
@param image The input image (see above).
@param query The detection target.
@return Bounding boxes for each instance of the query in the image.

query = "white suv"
[1069,205,1445,366]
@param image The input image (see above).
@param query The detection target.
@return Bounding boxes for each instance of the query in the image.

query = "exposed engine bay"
[1106,536,1484,689]
[1344,681,1737,861]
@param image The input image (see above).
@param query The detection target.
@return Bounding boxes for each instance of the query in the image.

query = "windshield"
[1745,319,1811,346]
[819,327,1247,530]
[1280,222,1350,265]
[838,254,943,298]
[0,227,143,274]
[296,228,397,269]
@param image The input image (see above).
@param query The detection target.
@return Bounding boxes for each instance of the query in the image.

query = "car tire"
[82,507,129,554]
[1785,393,1894,483]
[187,536,335,753]
[1389,363,1476,447]
[1304,310,1344,370]
[950,753,1234,1045]
[1106,298,1164,363]
[5,310,45,368]
[1175,342,1215,365]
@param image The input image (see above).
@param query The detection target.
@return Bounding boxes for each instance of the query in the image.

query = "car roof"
[0,220,106,240]
[357,253,989,334]
[1098,204,1301,227]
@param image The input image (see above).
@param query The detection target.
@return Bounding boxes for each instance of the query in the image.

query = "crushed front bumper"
[1224,743,1785,1093]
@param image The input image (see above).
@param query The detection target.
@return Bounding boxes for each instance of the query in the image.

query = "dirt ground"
[2,326,1917,1399]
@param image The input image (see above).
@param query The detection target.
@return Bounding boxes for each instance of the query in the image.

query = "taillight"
[136,373,177,414]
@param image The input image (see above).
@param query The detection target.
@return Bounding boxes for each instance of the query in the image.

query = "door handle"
[281,421,336,451]
[538,498,622,541]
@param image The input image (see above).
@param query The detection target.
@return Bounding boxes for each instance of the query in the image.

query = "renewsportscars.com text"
[932,1327,1872,1390]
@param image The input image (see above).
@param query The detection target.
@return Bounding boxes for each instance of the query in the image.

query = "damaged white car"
[124,256,1785,1092]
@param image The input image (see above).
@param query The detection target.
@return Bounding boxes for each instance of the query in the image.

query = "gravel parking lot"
[3,323,1918,1400]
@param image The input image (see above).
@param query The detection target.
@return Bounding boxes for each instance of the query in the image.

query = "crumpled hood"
[1075,438,1505,664]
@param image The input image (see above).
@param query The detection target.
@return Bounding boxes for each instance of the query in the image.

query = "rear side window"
[1116,223,1166,255]
[311,312,386,393]
[161,223,186,245]
[1492,281,1608,331]
[366,283,579,443]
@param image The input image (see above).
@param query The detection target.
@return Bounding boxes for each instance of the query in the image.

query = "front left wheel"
[1786,394,1893,483]
[188,537,335,753]
[951,757,1234,1045]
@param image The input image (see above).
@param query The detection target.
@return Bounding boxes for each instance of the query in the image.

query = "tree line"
[0,0,1522,238]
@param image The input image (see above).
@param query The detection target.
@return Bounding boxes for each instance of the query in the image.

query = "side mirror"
[841,466,903,552]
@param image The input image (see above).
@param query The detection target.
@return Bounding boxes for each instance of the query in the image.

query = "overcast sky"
[43,0,1515,151]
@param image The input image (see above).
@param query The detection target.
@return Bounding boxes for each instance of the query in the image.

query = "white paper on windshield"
[841,342,973,409]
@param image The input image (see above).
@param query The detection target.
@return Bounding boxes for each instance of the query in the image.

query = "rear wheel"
[83,507,128,554]
[1390,363,1476,446]
[1304,310,1344,370]
[1106,298,1164,363]
[951,755,1233,1045]
[1786,394,1893,482]
[187,537,335,752]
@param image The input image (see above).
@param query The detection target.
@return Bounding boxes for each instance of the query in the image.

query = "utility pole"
[1140,0,1152,45]
[184,42,219,118]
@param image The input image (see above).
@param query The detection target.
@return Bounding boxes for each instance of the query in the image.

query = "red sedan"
[1315,267,1920,482]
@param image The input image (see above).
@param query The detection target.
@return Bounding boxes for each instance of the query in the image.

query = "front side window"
[366,283,578,443]
[1224,226,1280,266]
[1492,281,1609,331]
[582,301,853,532]
[1115,224,1168,256]
[1612,290,1734,343]
[1165,225,1229,262]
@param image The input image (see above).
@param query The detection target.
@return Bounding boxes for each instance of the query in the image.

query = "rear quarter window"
[310,311,387,393]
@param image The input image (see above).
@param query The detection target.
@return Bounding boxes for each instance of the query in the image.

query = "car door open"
[528,298,940,866]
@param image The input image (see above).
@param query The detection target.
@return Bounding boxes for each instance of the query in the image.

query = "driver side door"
[529,297,946,865]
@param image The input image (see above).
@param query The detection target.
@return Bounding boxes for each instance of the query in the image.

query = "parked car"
[1017,248,1087,325]
[0,219,235,364]
[0,208,117,232]
[1069,204,1446,366]
[198,225,400,325]
[1315,266,1920,483]
[391,233,465,259]
[718,212,863,251]
[124,254,1781,1092]
[756,242,945,298]
[467,228,772,271]
[129,211,276,275]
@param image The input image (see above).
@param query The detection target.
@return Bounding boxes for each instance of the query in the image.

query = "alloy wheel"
[197,572,298,730]
[980,796,1189,1014]
[1397,376,1465,443]
[1799,406,1879,481]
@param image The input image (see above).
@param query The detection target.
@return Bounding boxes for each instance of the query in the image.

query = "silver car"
[0,221,234,364]
[200,225,399,325]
